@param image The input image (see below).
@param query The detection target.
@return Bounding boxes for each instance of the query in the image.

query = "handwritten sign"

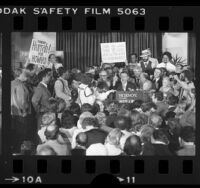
[100,42,126,63]
[28,39,52,66]
[116,90,151,103]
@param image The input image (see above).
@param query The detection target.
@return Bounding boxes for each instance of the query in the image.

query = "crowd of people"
[10,48,196,156]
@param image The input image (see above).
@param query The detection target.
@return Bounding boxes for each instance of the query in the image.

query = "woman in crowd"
[10,50,196,156]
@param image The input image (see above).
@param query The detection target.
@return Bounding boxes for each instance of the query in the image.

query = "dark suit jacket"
[115,81,136,91]
[140,60,154,75]
[142,143,173,156]
[152,77,163,91]
[32,83,51,114]
[85,129,108,148]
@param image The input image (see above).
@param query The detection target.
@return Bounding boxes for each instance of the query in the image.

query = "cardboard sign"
[100,42,126,63]
[116,90,151,103]
[28,39,52,66]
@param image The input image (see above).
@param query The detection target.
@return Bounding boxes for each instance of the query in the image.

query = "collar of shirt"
[40,82,47,88]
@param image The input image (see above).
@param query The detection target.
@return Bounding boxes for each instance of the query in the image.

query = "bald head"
[37,146,57,156]
[76,132,88,147]
[124,135,142,156]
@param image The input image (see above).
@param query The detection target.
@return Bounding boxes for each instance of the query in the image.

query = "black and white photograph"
[10,32,196,156]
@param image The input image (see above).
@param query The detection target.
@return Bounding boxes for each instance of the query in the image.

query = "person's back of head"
[70,102,81,117]
[97,81,109,90]
[81,103,93,113]
[76,132,88,147]
[37,145,57,155]
[92,103,100,116]
[37,68,52,82]
[152,128,169,145]
[82,117,99,129]
[114,116,130,131]
[20,141,35,155]
[149,113,163,129]
[48,98,58,113]
[105,128,122,146]
[167,94,179,106]
[57,67,65,77]
[132,100,143,109]
[180,126,195,143]
[124,135,142,156]
[140,125,155,144]
[141,102,157,113]
[44,124,59,140]
[117,108,131,118]
[154,91,164,102]
[61,110,76,129]
[56,98,66,113]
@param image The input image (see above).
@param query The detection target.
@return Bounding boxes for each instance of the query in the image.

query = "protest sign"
[100,42,126,63]
[28,39,52,66]
[116,90,151,103]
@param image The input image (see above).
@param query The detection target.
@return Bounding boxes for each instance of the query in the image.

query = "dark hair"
[124,135,142,156]
[120,70,129,76]
[48,98,58,113]
[180,126,195,143]
[183,70,193,82]
[37,68,51,81]
[130,53,138,58]
[61,110,76,129]
[154,91,164,101]
[165,111,176,120]
[132,100,143,109]
[25,63,35,71]
[141,102,157,112]
[48,54,55,60]
[162,51,172,61]
[45,124,59,140]
[81,103,93,113]
[92,103,100,116]
[57,67,65,77]
[97,81,109,90]
[167,95,179,106]
[76,132,88,147]
[70,103,81,117]
[114,116,130,130]
[71,89,78,101]
[82,117,99,129]
[153,129,169,144]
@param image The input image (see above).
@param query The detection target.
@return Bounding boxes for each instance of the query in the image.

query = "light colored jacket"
[11,78,31,117]
[54,77,71,103]
[78,84,96,106]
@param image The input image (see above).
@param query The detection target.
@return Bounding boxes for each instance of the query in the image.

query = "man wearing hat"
[139,49,158,76]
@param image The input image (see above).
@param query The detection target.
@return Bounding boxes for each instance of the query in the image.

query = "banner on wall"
[28,39,52,66]
[100,42,127,63]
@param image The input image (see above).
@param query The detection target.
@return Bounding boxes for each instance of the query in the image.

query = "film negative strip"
[0,4,199,185]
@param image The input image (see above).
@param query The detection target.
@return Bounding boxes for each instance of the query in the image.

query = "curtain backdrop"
[56,32,162,71]
[188,33,196,73]
[0,34,2,67]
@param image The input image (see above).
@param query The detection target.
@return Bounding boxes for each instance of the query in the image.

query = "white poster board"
[28,39,52,66]
[100,42,127,63]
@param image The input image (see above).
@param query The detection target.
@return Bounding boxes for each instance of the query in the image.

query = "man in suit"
[152,68,163,92]
[115,70,136,91]
[32,68,52,130]
[139,49,155,77]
